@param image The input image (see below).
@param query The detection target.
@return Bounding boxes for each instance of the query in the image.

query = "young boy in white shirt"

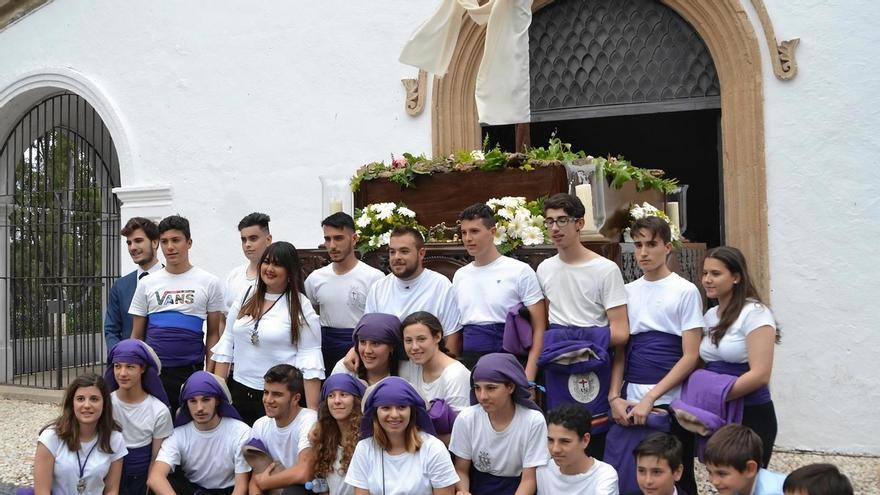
[704,425,786,495]
[538,404,619,494]
[627,433,686,495]
[223,212,272,318]
[248,365,318,494]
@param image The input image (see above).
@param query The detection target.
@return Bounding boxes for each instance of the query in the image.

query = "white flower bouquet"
[485,196,549,254]
[625,202,682,248]
[354,202,426,254]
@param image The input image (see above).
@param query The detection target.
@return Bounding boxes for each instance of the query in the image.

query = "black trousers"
[161,363,203,415]
[228,377,266,427]
[742,400,778,467]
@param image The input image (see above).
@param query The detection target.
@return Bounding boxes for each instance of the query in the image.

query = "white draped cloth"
[400,0,532,125]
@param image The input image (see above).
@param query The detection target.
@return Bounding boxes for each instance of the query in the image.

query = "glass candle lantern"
[565,160,606,233]
[666,184,688,236]
[319,175,353,219]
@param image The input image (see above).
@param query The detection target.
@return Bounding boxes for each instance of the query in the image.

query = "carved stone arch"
[432,0,770,297]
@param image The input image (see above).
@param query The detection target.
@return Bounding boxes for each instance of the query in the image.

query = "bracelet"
[609,395,621,403]
[527,381,546,393]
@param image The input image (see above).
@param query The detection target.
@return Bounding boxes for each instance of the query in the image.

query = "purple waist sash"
[463,323,505,353]
[605,411,672,493]
[470,467,520,494]
[704,361,771,406]
[625,331,683,385]
[539,324,613,434]
[321,326,354,352]
[146,325,204,367]
[123,444,153,476]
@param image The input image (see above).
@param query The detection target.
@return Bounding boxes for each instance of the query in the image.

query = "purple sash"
[428,398,459,435]
[704,361,772,406]
[463,323,505,353]
[625,331,683,385]
[322,326,354,353]
[146,312,206,366]
[503,303,532,356]
[122,444,153,477]
[604,411,672,493]
[470,467,520,494]
[539,325,612,435]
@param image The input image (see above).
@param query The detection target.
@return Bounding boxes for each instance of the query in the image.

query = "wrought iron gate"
[0,93,121,389]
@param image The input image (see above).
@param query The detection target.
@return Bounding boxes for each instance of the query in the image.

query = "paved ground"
[1,397,877,494]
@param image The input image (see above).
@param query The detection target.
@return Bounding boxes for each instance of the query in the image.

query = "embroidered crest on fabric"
[568,372,600,403]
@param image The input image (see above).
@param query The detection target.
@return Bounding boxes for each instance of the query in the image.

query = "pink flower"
[392,158,407,169]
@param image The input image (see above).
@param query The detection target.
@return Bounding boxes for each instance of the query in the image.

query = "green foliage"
[480,143,506,172]
[524,132,586,163]
[597,156,678,193]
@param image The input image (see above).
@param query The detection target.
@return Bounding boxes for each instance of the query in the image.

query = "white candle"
[329,198,343,214]
[575,183,597,231]
[666,202,680,231]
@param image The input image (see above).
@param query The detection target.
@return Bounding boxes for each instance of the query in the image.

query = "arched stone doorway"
[432,0,769,296]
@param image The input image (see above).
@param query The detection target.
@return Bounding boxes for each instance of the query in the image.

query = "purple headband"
[322,373,367,401]
[471,353,541,412]
[104,339,169,406]
[174,371,243,427]
[360,376,437,438]
[353,313,402,348]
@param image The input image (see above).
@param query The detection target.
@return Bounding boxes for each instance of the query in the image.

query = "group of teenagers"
[25,193,855,495]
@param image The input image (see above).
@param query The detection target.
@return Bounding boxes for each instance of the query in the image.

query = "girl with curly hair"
[310,374,366,495]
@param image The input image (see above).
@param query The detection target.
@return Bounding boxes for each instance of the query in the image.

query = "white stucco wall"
[1,0,878,454]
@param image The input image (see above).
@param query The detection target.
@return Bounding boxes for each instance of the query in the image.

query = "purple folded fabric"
[105,338,170,406]
[360,376,437,438]
[704,360,772,406]
[244,437,272,457]
[502,303,532,356]
[605,409,672,493]
[428,398,459,435]
[625,331,683,385]
[670,369,743,461]
[321,373,366,400]
[175,371,243,426]
[471,353,541,412]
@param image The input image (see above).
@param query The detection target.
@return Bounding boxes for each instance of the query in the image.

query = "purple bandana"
[353,313,402,348]
[322,373,367,401]
[471,353,541,412]
[104,339,169,406]
[360,376,437,438]
[175,371,243,427]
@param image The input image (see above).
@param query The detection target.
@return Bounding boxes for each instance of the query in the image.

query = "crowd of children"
[22,194,855,494]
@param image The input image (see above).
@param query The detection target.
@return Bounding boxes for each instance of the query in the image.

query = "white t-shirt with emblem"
[365,269,461,335]
[129,266,225,319]
[449,404,549,477]
[452,255,544,325]
[345,432,459,495]
[398,359,472,412]
[625,272,705,404]
[700,301,776,364]
[305,261,384,328]
[111,392,173,448]
[38,427,127,495]
[536,254,627,327]
[250,408,317,468]
[537,457,619,494]
[155,417,251,490]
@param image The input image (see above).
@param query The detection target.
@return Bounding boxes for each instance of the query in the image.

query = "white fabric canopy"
[400,0,532,125]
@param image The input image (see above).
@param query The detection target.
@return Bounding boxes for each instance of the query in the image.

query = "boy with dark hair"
[223,212,272,318]
[625,433,685,495]
[105,217,163,350]
[704,424,786,495]
[606,215,703,493]
[305,212,383,371]
[363,225,462,355]
[537,404,618,494]
[536,193,630,460]
[453,203,546,377]
[783,464,853,495]
[247,364,318,494]
[130,214,225,413]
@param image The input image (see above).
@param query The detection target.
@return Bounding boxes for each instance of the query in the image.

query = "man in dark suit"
[104,217,161,351]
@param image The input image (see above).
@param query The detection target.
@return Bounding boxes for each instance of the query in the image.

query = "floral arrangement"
[353,202,425,254]
[486,196,549,254]
[625,202,682,249]
[350,135,678,194]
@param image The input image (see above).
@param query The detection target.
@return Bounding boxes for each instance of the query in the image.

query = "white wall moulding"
[0,0,51,32]
[112,184,174,222]
[749,0,800,80]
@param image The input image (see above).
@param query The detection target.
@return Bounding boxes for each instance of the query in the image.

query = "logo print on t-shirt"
[153,289,196,305]
[568,373,600,404]
[475,450,492,472]
[348,288,367,311]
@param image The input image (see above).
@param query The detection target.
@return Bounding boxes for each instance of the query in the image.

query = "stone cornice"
[0,0,51,32]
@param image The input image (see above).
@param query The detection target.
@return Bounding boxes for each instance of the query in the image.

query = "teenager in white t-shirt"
[345,377,459,495]
[247,365,318,493]
[223,212,272,320]
[450,354,548,495]
[609,217,703,494]
[700,247,780,468]
[536,193,630,460]
[149,371,251,494]
[32,374,127,495]
[330,313,405,393]
[398,311,472,443]
[538,404,618,494]
[212,241,325,421]
[105,339,173,494]
[453,203,546,380]
[364,226,462,354]
[305,212,384,373]
[130,215,225,414]
[309,374,367,495]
